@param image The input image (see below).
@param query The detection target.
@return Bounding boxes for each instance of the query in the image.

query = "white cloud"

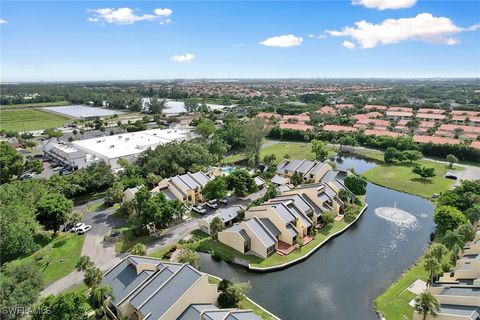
[170,53,195,63]
[154,8,173,17]
[316,34,327,39]
[88,7,173,25]
[308,34,315,38]
[327,13,479,48]
[352,0,417,10]
[342,40,356,49]
[259,34,303,47]
[0,19,7,24]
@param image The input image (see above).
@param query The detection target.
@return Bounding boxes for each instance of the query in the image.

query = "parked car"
[19,173,34,180]
[60,168,73,176]
[52,166,64,171]
[206,200,218,209]
[70,222,86,233]
[192,204,207,215]
[76,225,92,234]
[62,221,76,232]
[219,198,228,205]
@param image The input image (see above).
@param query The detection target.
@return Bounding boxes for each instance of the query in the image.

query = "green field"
[0,101,70,110]
[375,258,428,320]
[0,108,71,131]
[224,141,336,164]
[6,233,85,286]
[363,159,457,198]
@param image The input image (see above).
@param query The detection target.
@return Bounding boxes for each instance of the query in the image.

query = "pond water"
[199,156,435,320]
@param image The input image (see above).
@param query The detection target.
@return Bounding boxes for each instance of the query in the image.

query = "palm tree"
[89,285,113,317]
[76,256,94,272]
[442,230,465,252]
[424,257,442,285]
[84,266,103,288]
[130,243,147,256]
[415,291,440,320]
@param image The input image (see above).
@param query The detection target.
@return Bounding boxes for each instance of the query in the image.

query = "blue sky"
[1,1,479,81]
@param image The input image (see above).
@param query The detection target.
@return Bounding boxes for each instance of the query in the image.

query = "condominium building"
[151,171,211,205]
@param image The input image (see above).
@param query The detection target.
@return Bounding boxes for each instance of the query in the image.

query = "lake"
[199,156,435,320]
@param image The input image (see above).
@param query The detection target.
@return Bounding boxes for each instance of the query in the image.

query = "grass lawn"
[0,101,70,109]
[6,233,85,286]
[252,219,350,267]
[0,108,71,131]
[363,159,457,198]
[115,233,155,253]
[224,141,336,164]
[375,259,428,320]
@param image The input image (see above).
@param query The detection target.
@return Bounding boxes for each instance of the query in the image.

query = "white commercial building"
[44,128,193,170]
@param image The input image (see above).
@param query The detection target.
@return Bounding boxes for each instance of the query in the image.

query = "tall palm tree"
[442,230,465,250]
[414,291,440,320]
[84,266,103,288]
[89,285,113,317]
[424,257,442,286]
[76,256,94,272]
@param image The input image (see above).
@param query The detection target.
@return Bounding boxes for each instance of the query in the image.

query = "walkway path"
[41,199,126,296]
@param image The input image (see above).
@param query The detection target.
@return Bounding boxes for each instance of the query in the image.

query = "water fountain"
[374,203,417,226]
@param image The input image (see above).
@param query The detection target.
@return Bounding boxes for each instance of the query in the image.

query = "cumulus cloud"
[170,53,195,63]
[88,7,173,25]
[327,13,479,48]
[352,0,417,10]
[342,40,356,49]
[259,34,303,47]
[0,19,7,24]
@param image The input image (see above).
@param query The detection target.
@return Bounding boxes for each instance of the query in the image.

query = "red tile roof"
[439,124,480,134]
[355,118,390,127]
[364,105,388,110]
[418,108,445,114]
[471,141,480,149]
[317,106,337,115]
[386,111,413,117]
[323,125,357,132]
[416,113,446,120]
[388,106,413,112]
[364,130,402,137]
[282,114,310,123]
[335,104,354,109]
[451,110,480,116]
[257,112,281,119]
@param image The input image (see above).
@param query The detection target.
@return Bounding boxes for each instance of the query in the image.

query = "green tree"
[263,154,276,167]
[178,248,201,269]
[196,119,216,139]
[311,139,329,161]
[104,182,124,206]
[210,217,225,240]
[322,210,336,226]
[344,174,367,195]
[412,165,436,179]
[425,243,448,261]
[146,173,161,188]
[88,285,113,318]
[43,128,63,139]
[243,118,265,166]
[434,205,469,234]
[424,257,442,285]
[414,291,440,320]
[465,205,480,224]
[75,256,94,272]
[84,266,103,288]
[184,98,200,113]
[203,177,228,201]
[32,292,87,320]
[384,147,399,163]
[133,186,151,214]
[209,137,229,163]
[130,243,147,256]
[226,169,257,197]
[218,280,251,308]
[457,223,476,243]
[24,156,44,174]
[446,154,458,169]
[36,193,73,233]
[148,97,166,114]
[0,142,24,183]
[442,230,465,260]
[0,263,43,320]
[403,150,423,162]
[291,172,303,187]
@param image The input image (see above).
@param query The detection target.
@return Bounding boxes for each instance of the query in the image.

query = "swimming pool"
[222,166,236,175]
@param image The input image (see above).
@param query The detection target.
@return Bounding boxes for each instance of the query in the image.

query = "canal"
[199,156,436,320]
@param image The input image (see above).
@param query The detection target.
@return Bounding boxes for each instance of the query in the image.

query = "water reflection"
[199,157,435,320]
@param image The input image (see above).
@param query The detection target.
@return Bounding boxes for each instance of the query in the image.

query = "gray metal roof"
[278,185,291,193]
[254,176,265,187]
[284,159,303,172]
[225,311,262,320]
[276,160,289,174]
[163,188,180,201]
[322,184,337,198]
[177,304,217,320]
[308,162,329,176]
[203,310,232,320]
[301,193,325,217]
[321,170,339,182]
[286,203,312,227]
[205,206,241,224]
[246,217,277,248]
[271,204,295,223]
[190,172,210,187]
[319,193,332,203]
[273,194,313,214]
[103,259,153,306]
[296,160,315,174]
[271,175,290,186]
[438,304,479,317]
[179,173,201,190]
[128,256,163,267]
[136,265,202,320]
[130,267,176,309]
[286,223,298,237]
[259,218,281,238]
[171,176,191,194]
